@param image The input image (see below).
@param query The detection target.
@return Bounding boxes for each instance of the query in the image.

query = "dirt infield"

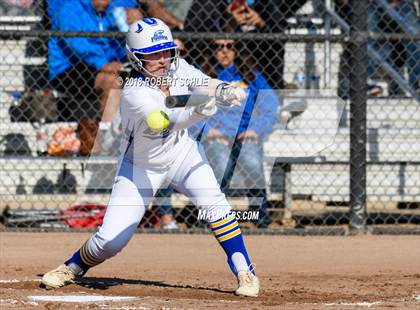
[0,232,419,309]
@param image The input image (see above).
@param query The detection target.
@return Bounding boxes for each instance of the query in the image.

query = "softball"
[146,109,170,132]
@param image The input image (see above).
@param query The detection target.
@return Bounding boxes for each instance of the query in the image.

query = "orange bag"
[47,126,80,156]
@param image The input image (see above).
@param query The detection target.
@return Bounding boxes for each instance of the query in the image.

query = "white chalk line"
[0,279,40,283]
[29,295,137,303]
[324,301,383,308]
[324,295,420,308]
[99,306,149,310]
[0,299,39,306]
[0,299,19,305]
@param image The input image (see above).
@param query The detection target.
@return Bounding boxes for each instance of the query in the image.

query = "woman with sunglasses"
[199,39,279,228]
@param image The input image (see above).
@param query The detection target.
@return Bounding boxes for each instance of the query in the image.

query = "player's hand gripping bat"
[165,83,246,109]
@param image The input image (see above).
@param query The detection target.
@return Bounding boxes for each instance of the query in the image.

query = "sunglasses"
[212,42,234,50]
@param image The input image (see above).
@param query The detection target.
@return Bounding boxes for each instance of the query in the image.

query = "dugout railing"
[0,0,419,234]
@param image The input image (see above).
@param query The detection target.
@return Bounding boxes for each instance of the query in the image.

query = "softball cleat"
[235,270,260,297]
[41,264,76,289]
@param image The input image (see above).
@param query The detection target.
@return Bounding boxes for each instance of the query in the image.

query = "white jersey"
[119,58,210,168]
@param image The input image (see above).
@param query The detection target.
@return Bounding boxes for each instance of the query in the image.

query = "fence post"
[348,0,368,232]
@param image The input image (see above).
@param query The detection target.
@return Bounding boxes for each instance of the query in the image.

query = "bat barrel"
[165,95,210,108]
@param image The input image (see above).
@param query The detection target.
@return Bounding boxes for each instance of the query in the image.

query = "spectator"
[368,0,419,96]
[336,0,419,98]
[174,38,187,57]
[112,0,186,31]
[143,0,185,30]
[47,0,140,30]
[184,0,307,90]
[0,0,33,15]
[163,0,194,26]
[197,39,278,228]
[48,0,142,155]
[154,187,177,229]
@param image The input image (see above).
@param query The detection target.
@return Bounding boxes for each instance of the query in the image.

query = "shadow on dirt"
[38,276,233,295]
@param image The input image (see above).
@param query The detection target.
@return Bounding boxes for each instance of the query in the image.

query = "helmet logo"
[135,24,143,33]
[143,18,158,26]
[151,30,168,42]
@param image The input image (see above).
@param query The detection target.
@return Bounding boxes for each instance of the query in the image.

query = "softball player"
[42,18,260,297]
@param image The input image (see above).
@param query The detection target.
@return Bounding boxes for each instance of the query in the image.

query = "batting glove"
[216,83,247,107]
[194,97,218,118]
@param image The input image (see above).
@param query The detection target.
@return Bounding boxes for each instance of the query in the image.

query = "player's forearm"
[190,78,225,96]
[207,79,225,96]
[168,108,202,131]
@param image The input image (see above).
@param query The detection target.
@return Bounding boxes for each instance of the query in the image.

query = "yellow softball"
[146,109,170,132]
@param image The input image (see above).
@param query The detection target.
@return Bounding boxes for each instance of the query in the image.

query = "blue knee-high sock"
[64,240,104,275]
[210,212,255,276]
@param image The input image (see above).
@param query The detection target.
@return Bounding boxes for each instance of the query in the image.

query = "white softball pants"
[87,141,232,260]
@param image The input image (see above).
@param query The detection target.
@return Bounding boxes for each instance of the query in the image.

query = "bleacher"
[1,97,419,209]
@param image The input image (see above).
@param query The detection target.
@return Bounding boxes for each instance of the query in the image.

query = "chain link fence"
[0,0,419,233]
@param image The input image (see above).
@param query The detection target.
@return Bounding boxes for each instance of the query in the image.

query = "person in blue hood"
[48,0,141,155]
[47,0,139,30]
[193,39,279,228]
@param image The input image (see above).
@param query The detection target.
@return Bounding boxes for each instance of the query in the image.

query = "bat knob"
[165,96,178,109]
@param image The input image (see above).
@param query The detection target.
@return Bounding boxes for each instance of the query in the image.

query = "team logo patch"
[151,30,168,43]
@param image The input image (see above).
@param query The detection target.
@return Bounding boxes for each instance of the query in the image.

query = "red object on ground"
[60,204,106,229]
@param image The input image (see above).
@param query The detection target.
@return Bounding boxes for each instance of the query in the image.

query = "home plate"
[29,295,136,303]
